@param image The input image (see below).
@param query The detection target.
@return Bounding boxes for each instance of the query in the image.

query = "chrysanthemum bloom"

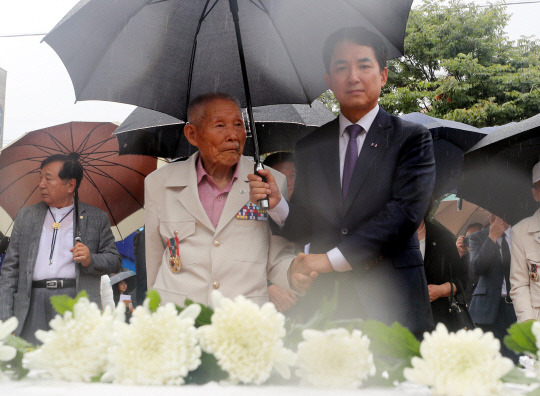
[404,323,514,396]
[25,298,123,382]
[104,302,201,385]
[295,328,375,388]
[198,291,295,385]
[0,317,18,382]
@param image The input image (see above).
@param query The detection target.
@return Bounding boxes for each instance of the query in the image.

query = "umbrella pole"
[229,0,269,210]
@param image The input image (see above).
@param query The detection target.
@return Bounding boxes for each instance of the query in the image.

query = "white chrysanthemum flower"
[104,301,201,385]
[295,327,376,388]
[198,291,295,385]
[0,317,18,382]
[25,298,123,382]
[404,323,514,396]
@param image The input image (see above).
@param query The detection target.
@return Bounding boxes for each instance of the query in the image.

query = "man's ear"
[184,124,199,147]
[380,67,388,88]
[532,185,540,203]
[67,179,77,194]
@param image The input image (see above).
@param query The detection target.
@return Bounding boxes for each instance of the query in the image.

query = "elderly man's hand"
[489,216,508,243]
[71,241,91,268]
[288,253,335,294]
[268,284,297,312]
[248,168,282,210]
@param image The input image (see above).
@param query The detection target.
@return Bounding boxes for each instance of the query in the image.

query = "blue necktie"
[342,124,363,198]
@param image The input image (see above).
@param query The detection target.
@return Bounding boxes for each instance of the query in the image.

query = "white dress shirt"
[268,105,380,272]
[32,205,77,281]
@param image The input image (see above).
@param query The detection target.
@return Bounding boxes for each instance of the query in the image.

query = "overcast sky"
[0,0,539,146]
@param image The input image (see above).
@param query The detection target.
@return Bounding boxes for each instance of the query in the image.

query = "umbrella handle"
[255,162,269,210]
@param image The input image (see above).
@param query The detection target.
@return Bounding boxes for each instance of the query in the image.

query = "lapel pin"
[80,216,84,219]
[371,143,377,148]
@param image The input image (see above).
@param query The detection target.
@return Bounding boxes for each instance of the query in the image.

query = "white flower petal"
[0,317,18,339]
[179,303,201,321]
[0,345,16,362]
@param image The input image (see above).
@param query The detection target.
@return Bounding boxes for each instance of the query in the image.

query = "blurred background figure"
[111,270,136,321]
[133,227,147,306]
[264,152,296,200]
[418,203,467,331]
[456,222,484,305]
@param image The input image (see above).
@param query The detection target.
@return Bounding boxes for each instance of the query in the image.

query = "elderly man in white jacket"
[510,161,540,322]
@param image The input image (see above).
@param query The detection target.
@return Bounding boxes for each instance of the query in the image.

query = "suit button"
[213,281,220,289]
[213,240,221,247]
[341,228,348,235]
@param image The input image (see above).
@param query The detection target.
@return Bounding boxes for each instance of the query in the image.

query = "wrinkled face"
[39,161,75,208]
[273,161,296,200]
[186,99,246,170]
[324,41,387,120]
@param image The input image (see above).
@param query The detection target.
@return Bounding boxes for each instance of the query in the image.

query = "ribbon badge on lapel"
[167,232,182,273]
[236,202,267,221]
[528,258,540,282]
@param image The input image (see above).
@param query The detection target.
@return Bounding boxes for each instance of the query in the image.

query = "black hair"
[264,152,295,168]
[40,153,84,189]
[322,26,387,73]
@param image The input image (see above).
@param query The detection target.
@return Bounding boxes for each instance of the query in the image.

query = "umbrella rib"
[75,123,112,154]
[2,184,41,236]
[0,168,39,197]
[79,157,150,178]
[185,0,215,112]
[250,1,310,103]
[43,131,72,154]
[0,155,53,171]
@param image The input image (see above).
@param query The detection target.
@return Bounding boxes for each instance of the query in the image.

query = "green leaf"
[504,321,538,355]
[527,386,540,396]
[357,320,420,360]
[146,289,161,313]
[185,352,227,384]
[50,290,88,315]
[502,367,539,385]
[176,299,214,327]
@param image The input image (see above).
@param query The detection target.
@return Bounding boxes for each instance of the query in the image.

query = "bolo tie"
[48,207,74,265]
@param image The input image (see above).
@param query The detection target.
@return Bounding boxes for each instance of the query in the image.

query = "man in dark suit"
[250,27,435,336]
[469,213,517,361]
[0,154,121,344]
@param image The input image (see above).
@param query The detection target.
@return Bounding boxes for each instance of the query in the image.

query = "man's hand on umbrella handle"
[248,168,282,210]
[71,241,91,268]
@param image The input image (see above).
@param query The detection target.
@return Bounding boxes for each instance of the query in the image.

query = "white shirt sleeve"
[267,197,289,227]
[327,247,352,272]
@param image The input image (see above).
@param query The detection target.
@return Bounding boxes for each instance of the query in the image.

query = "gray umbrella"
[114,101,336,158]
[110,270,137,293]
[459,113,540,225]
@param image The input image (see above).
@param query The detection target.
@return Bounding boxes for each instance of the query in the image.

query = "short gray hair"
[187,93,242,126]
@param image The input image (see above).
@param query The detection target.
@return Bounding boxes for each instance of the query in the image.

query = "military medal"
[529,260,540,282]
[236,202,267,221]
[167,233,182,273]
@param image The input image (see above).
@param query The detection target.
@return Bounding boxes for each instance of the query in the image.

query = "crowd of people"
[0,26,539,365]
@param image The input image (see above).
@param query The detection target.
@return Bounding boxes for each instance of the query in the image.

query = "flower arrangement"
[4,289,540,393]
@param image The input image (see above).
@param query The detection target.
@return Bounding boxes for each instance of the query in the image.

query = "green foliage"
[504,321,538,355]
[502,366,538,385]
[381,0,540,127]
[185,352,227,384]
[176,299,214,327]
[145,289,161,313]
[50,290,89,315]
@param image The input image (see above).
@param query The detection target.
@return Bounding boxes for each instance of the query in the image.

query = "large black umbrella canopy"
[43,0,412,123]
[400,112,486,198]
[114,101,336,158]
[459,113,540,225]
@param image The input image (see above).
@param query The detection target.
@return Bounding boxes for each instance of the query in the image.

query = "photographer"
[456,223,483,305]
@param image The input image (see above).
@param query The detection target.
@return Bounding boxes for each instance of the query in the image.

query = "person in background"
[510,160,540,322]
[418,205,467,331]
[469,212,517,362]
[456,222,483,305]
[0,154,121,344]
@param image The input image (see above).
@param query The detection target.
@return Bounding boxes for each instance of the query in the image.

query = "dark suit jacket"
[280,108,435,336]
[0,201,122,334]
[468,227,508,324]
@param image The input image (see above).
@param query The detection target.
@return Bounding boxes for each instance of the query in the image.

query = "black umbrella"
[43,0,413,163]
[114,101,336,158]
[459,113,540,225]
[400,112,487,197]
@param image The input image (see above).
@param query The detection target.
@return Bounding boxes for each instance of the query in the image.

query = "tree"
[321,0,540,127]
